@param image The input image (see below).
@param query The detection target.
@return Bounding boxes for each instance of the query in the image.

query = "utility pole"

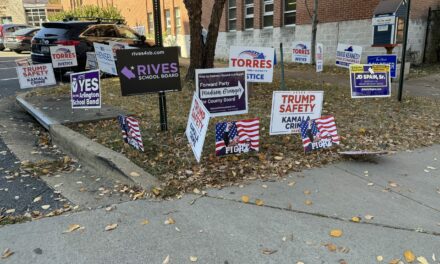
[152,0,168,131]
[397,0,411,102]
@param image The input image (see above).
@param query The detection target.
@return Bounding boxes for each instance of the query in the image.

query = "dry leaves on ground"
[330,229,343,238]
[63,224,82,233]
[105,223,118,231]
[1,248,14,259]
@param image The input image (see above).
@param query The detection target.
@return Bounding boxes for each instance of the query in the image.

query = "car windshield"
[14,28,38,36]
[117,26,140,40]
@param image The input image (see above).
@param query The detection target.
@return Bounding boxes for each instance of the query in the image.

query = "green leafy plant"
[48,5,124,22]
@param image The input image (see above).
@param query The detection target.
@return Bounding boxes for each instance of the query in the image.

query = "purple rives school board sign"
[70,70,101,109]
[349,64,391,98]
[116,47,181,96]
[196,68,248,117]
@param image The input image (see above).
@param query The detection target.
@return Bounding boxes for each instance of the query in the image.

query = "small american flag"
[300,115,340,152]
[118,115,144,152]
[215,118,259,156]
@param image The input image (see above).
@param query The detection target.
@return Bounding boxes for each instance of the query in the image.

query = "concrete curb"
[16,94,57,129]
[16,94,160,191]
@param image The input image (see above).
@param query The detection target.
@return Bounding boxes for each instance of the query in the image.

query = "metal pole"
[280,43,286,90]
[397,0,411,102]
[422,7,432,64]
[153,0,168,131]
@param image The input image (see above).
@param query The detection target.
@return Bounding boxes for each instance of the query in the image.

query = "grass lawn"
[29,66,440,196]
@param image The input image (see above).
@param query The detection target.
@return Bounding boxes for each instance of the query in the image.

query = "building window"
[165,9,171,34]
[263,0,274,28]
[244,0,254,30]
[147,12,154,34]
[174,8,181,34]
[25,8,46,27]
[1,17,12,24]
[284,0,296,26]
[228,0,237,31]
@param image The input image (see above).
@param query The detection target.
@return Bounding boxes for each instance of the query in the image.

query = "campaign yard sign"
[300,115,340,153]
[292,41,311,64]
[335,44,363,68]
[229,46,274,83]
[215,118,259,157]
[316,43,324,73]
[70,70,101,109]
[16,63,56,89]
[270,91,324,135]
[93,42,117,76]
[186,94,210,163]
[85,52,98,70]
[367,54,397,78]
[50,45,78,68]
[196,68,247,117]
[350,64,391,98]
[118,115,144,152]
[116,47,181,96]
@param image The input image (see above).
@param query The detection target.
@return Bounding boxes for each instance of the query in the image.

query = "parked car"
[4,27,39,53]
[31,19,153,72]
[0,24,30,51]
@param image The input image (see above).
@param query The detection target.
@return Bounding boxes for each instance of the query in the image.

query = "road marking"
[0,67,16,70]
[0,77,18,81]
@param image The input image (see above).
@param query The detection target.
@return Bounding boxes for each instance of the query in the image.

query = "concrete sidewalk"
[1,145,439,263]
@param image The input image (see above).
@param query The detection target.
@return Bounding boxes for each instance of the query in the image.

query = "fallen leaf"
[339,260,348,264]
[432,253,436,261]
[304,199,313,206]
[261,248,277,255]
[303,190,311,195]
[41,205,50,210]
[33,196,42,203]
[365,214,374,220]
[389,181,398,188]
[404,250,416,263]
[189,256,198,262]
[1,248,13,259]
[132,191,145,200]
[5,209,15,214]
[262,184,268,189]
[330,229,343,237]
[326,243,337,252]
[141,219,149,225]
[389,259,400,264]
[129,171,140,177]
[274,156,283,161]
[351,216,361,223]
[255,199,264,206]
[105,223,118,231]
[416,256,429,264]
[296,262,305,264]
[105,206,114,212]
[162,255,170,264]
[152,187,161,196]
[377,255,383,262]
[63,224,81,233]
[288,181,296,187]
[367,182,374,186]
[241,195,249,203]
[164,217,175,225]
[193,188,201,194]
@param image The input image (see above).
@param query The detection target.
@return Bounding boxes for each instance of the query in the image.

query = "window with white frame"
[244,0,254,29]
[147,13,154,34]
[165,9,171,34]
[25,8,46,27]
[284,0,296,26]
[228,0,237,31]
[263,0,274,28]
[174,8,181,34]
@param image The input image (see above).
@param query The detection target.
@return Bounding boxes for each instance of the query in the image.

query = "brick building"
[0,0,62,26]
[60,0,440,64]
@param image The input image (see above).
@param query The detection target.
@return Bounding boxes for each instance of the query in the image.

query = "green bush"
[48,5,124,22]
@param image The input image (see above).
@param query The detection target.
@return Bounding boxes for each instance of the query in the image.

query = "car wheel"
[14,50,22,54]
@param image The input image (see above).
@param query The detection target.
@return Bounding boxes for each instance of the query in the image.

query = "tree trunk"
[203,0,227,68]
[184,0,203,81]
[184,0,226,80]
[310,0,319,65]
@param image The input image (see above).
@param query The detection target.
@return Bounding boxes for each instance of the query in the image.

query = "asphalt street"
[0,54,64,216]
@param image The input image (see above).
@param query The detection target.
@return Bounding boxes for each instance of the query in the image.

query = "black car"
[4,27,39,53]
[31,20,152,72]
[0,24,30,51]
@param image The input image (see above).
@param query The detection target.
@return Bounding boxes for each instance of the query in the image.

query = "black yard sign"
[116,47,181,96]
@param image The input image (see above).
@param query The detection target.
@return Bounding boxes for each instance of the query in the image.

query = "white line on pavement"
[0,77,18,81]
[0,67,16,70]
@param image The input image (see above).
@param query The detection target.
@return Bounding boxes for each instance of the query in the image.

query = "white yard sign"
[16,63,56,89]
[270,91,324,135]
[186,94,211,163]
[316,43,324,73]
[50,45,78,68]
[93,42,117,75]
[335,43,363,68]
[292,41,312,64]
[229,46,275,83]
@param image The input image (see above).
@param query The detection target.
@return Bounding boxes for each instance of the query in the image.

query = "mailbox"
[372,0,408,46]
